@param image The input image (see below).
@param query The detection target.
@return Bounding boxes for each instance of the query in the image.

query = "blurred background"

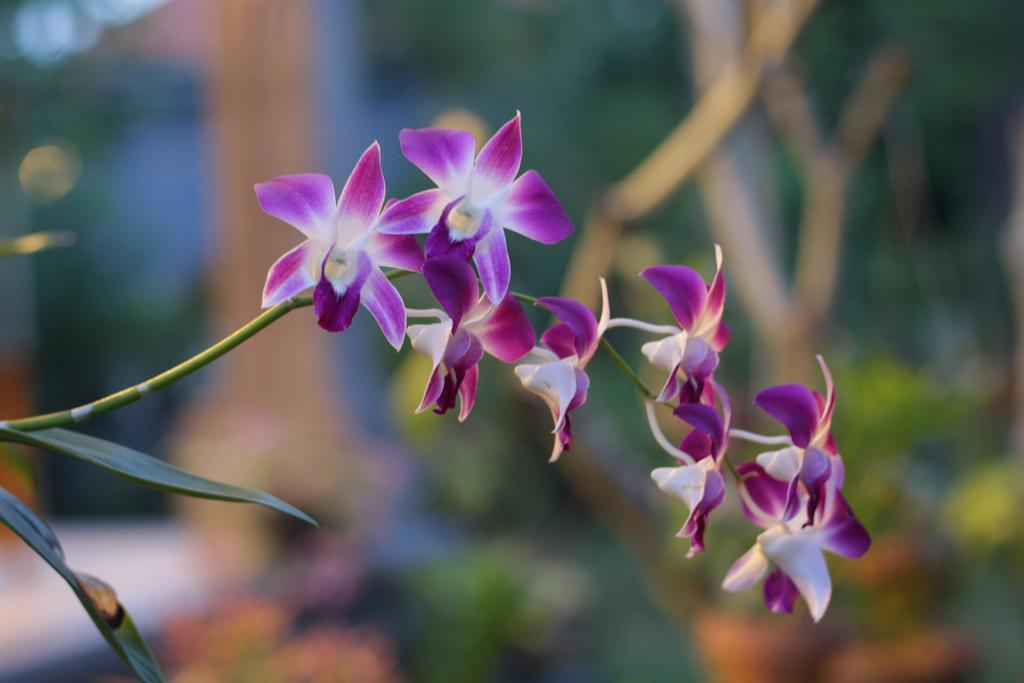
[0,0,1022,680]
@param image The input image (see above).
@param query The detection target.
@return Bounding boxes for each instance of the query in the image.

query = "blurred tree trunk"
[171,0,370,581]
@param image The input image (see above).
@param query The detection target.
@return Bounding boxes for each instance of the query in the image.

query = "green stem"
[599,338,655,399]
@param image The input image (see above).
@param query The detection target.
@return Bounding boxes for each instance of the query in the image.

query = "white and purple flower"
[378,113,573,304]
[753,356,840,524]
[638,246,730,404]
[722,462,870,622]
[256,143,423,348]
[648,382,732,557]
[514,280,610,462]
[407,256,535,421]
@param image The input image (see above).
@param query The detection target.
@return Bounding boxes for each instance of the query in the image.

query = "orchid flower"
[514,280,610,462]
[648,382,731,556]
[256,143,424,348]
[753,356,840,524]
[722,462,869,622]
[407,256,535,421]
[630,246,730,404]
[378,113,573,304]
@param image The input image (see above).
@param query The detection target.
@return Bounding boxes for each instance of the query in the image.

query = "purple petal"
[820,495,871,559]
[423,256,480,328]
[469,113,522,201]
[424,199,481,261]
[817,356,837,432]
[737,463,789,528]
[535,297,598,359]
[680,428,713,462]
[710,320,731,352]
[336,142,386,239]
[754,383,821,448]
[255,174,335,240]
[314,277,361,333]
[763,569,800,614]
[681,338,719,382]
[378,189,448,235]
[399,127,476,193]
[798,447,832,524]
[474,295,535,363]
[367,232,424,272]
[641,265,708,331]
[704,246,726,327]
[680,469,725,556]
[417,366,445,413]
[499,170,573,244]
[361,267,407,350]
[262,240,318,308]
[473,223,511,304]
[541,323,578,360]
[673,403,725,457]
[458,363,479,422]
[656,371,684,404]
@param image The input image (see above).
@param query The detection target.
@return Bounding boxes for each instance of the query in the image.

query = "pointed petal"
[499,170,572,244]
[458,363,479,422]
[262,240,320,308]
[760,531,832,622]
[816,355,837,435]
[469,112,522,202]
[367,232,424,272]
[763,569,800,614]
[336,142,386,241]
[378,189,448,235]
[416,366,445,414]
[408,320,454,369]
[473,223,511,304]
[755,383,821,448]
[399,127,475,193]
[722,544,769,592]
[541,323,579,360]
[423,256,479,328]
[673,403,725,456]
[535,297,598,359]
[474,295,535,362]
[641,265,708,331]
[703,245,727,326]
[361,267,407,350]
[737,463,789,528]
[820,494,871,559]
[255,174,335,241]
[514,359,576,434]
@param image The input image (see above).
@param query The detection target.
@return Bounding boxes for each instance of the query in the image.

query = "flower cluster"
[255,113,869,622]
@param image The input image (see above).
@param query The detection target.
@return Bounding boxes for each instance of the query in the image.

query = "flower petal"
[262,240,320,308]
[498,170,573,244]
[336,142,386,242]
[408,320,454,369]
[458,363,479,422]
[378,189,449,235]
[255,174,335,241]
[756,446,803,483]
[473,223,511,304]
[514,359,576,435]
[399,127,476,194]
[763,569,800,614]
[361,267,407,350]
[416,366,445,414]
[819,494,871,559]
[542,323,580,360]
[641,265,708,331]
[314,276,361,332]
[703,245,727,328]
[536,297,598,360]
[760,529,832,622]
[367,232,424,272]
[722,544,769,592]
[737,463,789,528]
[469,112,522,202]
[755,383,821,448]
[673,402,725,457]
[681,337,719,381]
[474,295,535,362]
[651,463,708,511]
[423,256,479,328]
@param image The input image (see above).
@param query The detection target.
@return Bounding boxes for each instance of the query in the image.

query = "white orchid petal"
[722,544,770,592]
[641,334,688,372]
[408,320,453,369]
[514,359,577,434]
[651,463,708,511]
[756,446,803,482]
[760,529,832,622]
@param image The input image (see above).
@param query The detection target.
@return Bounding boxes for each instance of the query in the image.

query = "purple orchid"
[256,143,423,348]
[514,281,610,462]
[648,382,732,556]
[753,356,840,524]
[639,246,730,404]
[407,256,535,421]
[722,462,869,622]
[377,113,573,304]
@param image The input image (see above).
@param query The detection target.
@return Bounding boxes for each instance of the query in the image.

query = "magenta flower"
[639,246,730,403]
[407,256,535,421]
[377,113,573,303]
[723,462,869,622]
[256,143,424,348]
[753,356,840,524]
[648,382,732,556]
[514,281,609,462]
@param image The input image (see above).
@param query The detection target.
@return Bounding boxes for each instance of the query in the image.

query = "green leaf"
[0,231,76,257]
[0,426,316,527]
[0,486,165,682]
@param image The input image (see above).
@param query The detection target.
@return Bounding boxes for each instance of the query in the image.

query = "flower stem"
[599,338,655,399]
[3,270,411,432]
